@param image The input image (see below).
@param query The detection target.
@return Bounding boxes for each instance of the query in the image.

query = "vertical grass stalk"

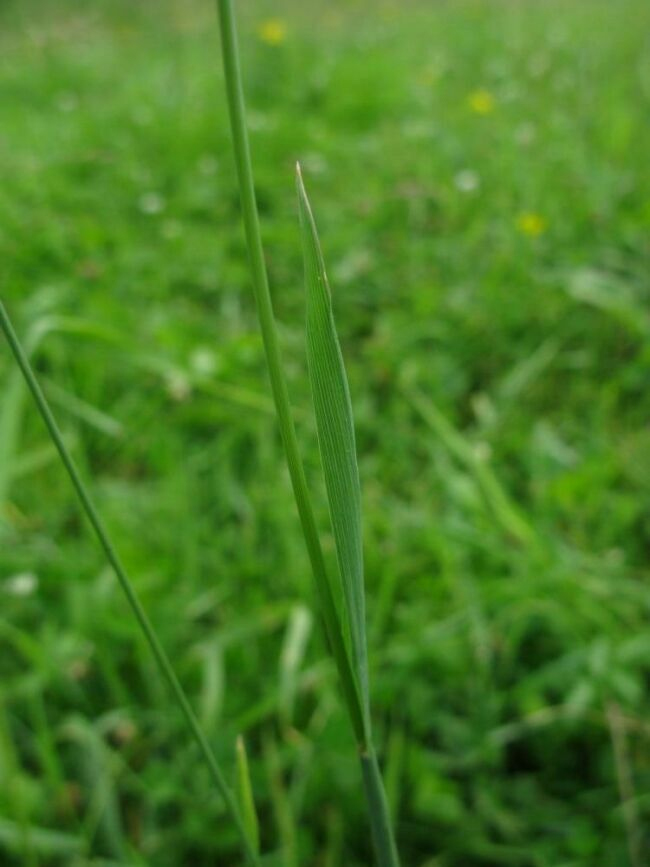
[0,302,260,867]
[214,2,400,864]
[361,749,401,867]
[214,0,366,747]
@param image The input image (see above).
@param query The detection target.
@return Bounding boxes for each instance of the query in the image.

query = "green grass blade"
[0,302,260,867]
[361,749,402,867]
[235,735,260,856]
[0,366,26,514]
[297,168,401,867]
[0,818,83,859]
[408,388,536,546]
[0,314,126,520]
[297,165,370,724]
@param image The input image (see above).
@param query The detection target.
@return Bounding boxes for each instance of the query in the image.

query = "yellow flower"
[257,18,287,46]
[516,212,547,237]
[468,88,495,115]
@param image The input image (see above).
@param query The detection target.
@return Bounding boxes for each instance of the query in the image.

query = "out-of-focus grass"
[1,0,649,864]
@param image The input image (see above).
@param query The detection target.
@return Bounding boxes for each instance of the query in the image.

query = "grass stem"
[214,0,366,749]
[361,746,402,867]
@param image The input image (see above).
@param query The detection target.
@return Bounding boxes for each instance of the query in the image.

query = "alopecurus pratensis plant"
[215,1,401,864]
[0,0,401,862]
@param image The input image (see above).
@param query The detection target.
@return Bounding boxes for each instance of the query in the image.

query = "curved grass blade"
[296,164,370,728]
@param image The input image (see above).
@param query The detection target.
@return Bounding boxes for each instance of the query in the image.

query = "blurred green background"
[1,0,649,864]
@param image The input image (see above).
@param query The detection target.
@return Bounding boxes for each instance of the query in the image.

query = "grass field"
[1,0,649,864]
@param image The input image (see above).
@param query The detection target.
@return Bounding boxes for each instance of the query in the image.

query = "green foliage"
[1,0,649,865]
[236,736,260,856]
[297,164,369,728]
[297,166,398,864]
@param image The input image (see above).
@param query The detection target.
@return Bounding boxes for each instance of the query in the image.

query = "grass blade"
[360,750,402,867]
[408,388,535,546]
[296,167,400,867]
[235,735,260,856]
[296,164,369,724]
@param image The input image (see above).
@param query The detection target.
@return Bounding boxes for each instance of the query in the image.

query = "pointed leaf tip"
[297,173,370,729]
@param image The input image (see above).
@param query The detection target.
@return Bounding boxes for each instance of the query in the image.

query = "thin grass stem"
[0,302,260,867]
[361,747,402,867]
[214,0,366,749]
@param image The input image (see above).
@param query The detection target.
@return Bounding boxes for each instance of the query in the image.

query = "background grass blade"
[296,164,369,723]
[235,735,260,857]
[408,388,536,546]
[0,302,260,867]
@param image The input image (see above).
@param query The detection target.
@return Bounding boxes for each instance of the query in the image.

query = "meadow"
[1,0,649,864]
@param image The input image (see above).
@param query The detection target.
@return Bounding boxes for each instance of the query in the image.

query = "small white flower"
[138,192,165,215]
[473,442,492,462]
[454,169,480,193]
[190,347,218,377]
[165,371,191,402]
[5,572,38,597]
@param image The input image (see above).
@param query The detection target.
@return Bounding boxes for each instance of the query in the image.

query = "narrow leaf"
[235,736,260,856]
[296,164,369,723]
